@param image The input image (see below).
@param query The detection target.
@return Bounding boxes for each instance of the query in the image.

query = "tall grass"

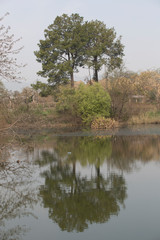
[128,110,160,124]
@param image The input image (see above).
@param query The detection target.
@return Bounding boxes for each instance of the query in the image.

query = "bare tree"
[0,152,38,240]
[0,12,25,82]
[0,13,26,134]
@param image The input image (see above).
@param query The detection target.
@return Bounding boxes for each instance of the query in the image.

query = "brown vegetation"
[91,117,119,129]
[1,70,160,131]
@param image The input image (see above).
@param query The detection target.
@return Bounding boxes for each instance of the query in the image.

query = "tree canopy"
[34,13,124,90]
[34,13,86,88]
[84,20,124,82]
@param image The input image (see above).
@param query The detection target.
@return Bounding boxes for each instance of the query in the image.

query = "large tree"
[84,20,124,82]
[34,13,86,88]
[34,14,124,90]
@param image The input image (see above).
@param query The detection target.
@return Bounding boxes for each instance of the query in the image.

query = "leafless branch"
[0,12,25,82]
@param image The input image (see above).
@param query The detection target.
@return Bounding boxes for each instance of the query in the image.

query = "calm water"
[1,125,160,240]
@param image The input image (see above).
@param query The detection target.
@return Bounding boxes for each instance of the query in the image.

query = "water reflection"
[54,136,112,167]
[2,132,160,238]
[109,136,160,171]
[37,152,126,232]
[34,135,160,232]
[41,135,160,172]
[0,155,38,240]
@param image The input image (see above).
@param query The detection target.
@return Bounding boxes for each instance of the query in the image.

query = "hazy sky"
[1,0,160,90]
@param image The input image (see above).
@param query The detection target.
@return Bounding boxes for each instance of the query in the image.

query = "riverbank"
[1,104,160,132]
[128,110,160,125]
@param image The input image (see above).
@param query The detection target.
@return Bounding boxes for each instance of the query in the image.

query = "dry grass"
[91,117,119,129]
[128,110,160,124]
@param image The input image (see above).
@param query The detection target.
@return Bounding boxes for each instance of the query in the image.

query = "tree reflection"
[34,134,160,174]
[0,157,38,240]
[54,136,112,167]
[37,146,127,232]
[36,134,160,232]
[52,135,160,172]
[108,136,160,172]
[2,131,160,237]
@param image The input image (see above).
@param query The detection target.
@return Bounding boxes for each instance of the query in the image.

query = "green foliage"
[84,20,124,81]
[56,85,76,113]
[31,81,52,97]
[55,83,111,125]
[75,83,111,124]
[35,13,124,89]
[34,13,86,87]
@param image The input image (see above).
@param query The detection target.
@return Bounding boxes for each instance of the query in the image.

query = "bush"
[91,117,119,129]
[55,83,111,125]
[56,85,76,114]
[107,76,134,120]
[75,83,111,125]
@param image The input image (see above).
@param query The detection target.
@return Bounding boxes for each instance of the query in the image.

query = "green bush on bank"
[75,83,111,125]
[56,83,111,125]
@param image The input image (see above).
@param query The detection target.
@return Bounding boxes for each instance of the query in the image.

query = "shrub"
[107,76,134,120]
[55,83,111,125]
[91,117,119,129]
[56,85,76,114]
[75,83,111,125]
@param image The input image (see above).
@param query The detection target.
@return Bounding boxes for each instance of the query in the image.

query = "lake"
[1,125,160,240]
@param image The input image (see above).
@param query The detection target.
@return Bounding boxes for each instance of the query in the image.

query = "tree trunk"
[70,72,74,88]
[73,162,76,176]
[93,56,98,82]
[94,69,98,82]
[96,166,100,178]
[95,166,100,189]
[68,53,74,88]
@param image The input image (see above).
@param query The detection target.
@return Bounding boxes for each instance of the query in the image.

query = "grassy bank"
[128,110,160,125]
[0,103,82,131]
[1,101,160,132]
